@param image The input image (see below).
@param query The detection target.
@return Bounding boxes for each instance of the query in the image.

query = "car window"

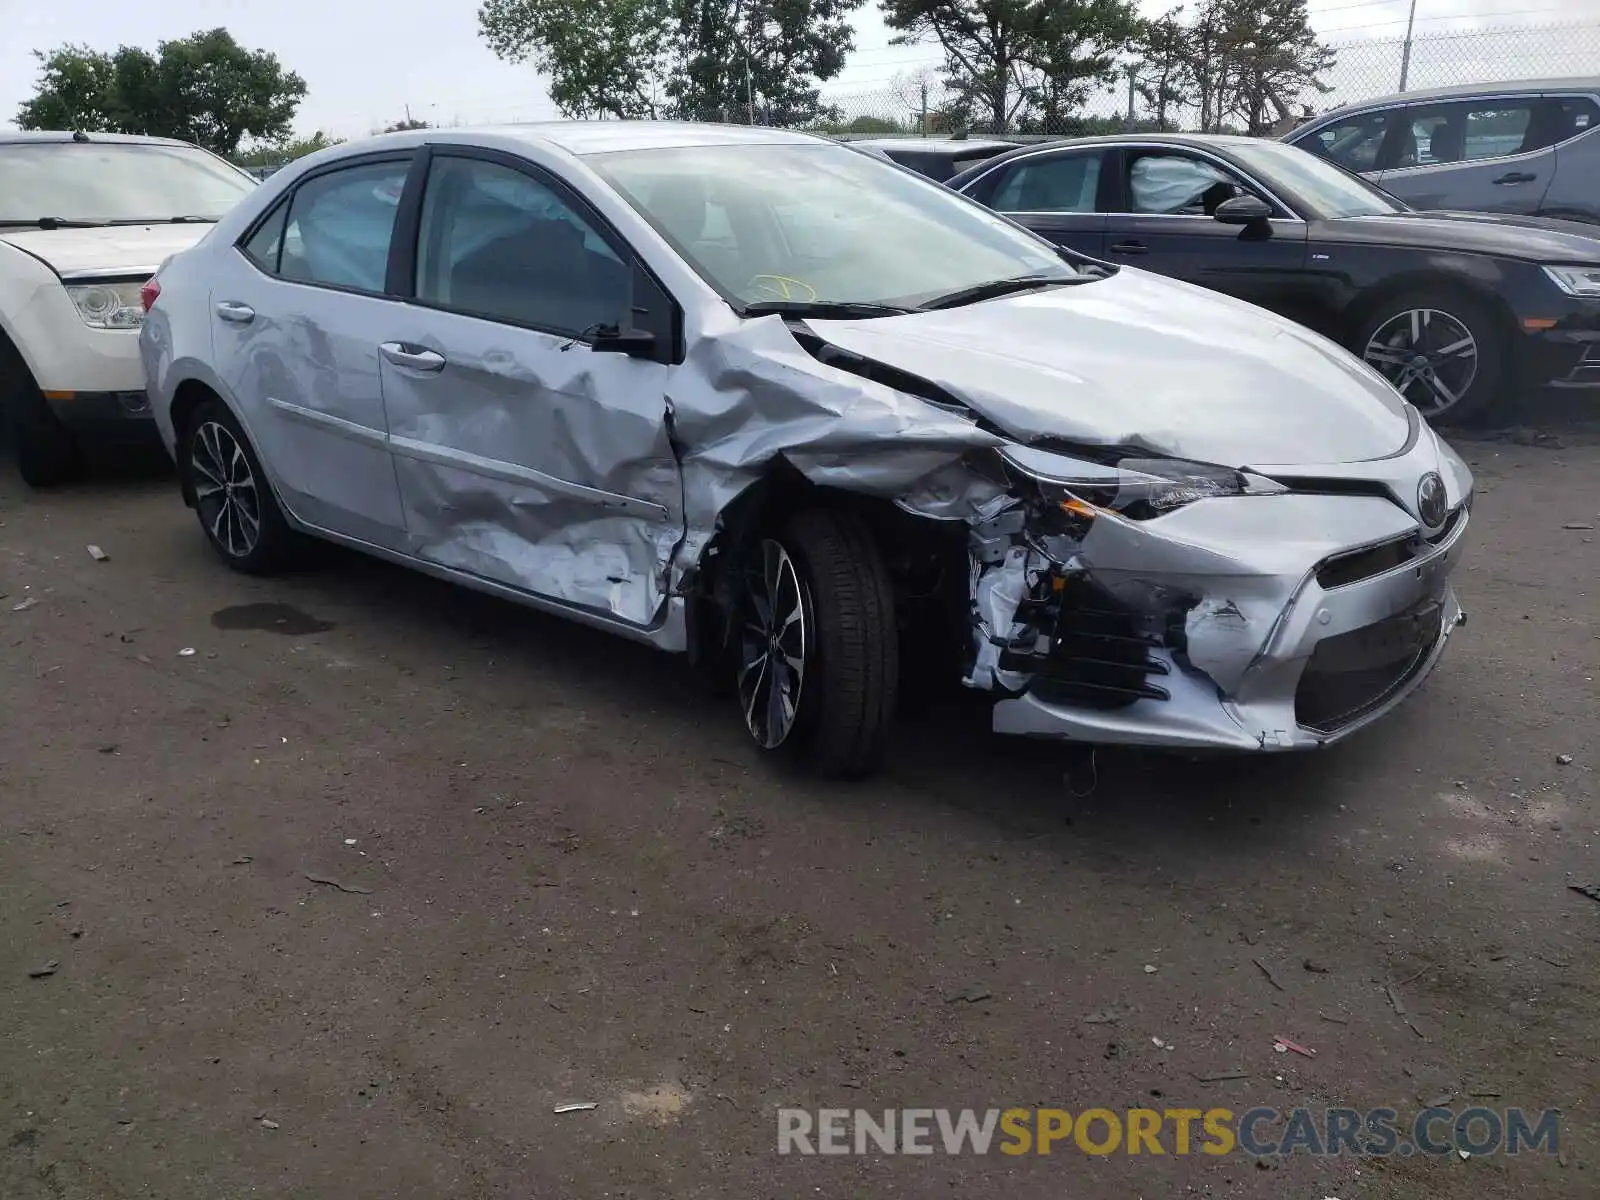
[414,156,629,335]
[1124,152,1253,215]
[1305,110,1394,173]
[1228,140,1405,218]
[278,161,408,293]
[991,153,1102,213]
[242,199,289,272]
[591,142,1073,311]
[1545,96,1600,145]
[0,140,255,224]
[1396,101,1538,167]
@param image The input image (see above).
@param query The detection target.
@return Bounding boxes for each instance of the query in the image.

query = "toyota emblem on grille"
[1417,472,1447,528]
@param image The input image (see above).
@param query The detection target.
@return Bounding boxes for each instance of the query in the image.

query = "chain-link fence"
[813,20,1600,139]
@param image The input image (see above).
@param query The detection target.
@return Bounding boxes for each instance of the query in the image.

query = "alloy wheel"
[1362,308,1479,417]
[737,539,809,749]
[191,420,262,559]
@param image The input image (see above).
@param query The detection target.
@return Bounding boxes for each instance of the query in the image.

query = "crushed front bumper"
[979,489,1471,753]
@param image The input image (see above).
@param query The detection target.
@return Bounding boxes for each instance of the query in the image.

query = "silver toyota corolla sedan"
[139,121,1472,777]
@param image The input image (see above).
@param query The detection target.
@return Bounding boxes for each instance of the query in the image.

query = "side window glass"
[991,154,1101,213]
[1400,102,1537,166]
[1309,111,1392,172]
[279,161,408,293]
[1528,97,1600,151]
[1462,104,1535,160]
[1126,153,1250,215]
[415,156,629,334]
[242,198,288,273]
[1557,97,1600,139]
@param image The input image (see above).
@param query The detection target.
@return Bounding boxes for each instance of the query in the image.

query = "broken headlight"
[1025,456,1275,523]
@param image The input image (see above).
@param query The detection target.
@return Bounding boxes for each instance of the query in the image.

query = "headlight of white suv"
[1542,265,1600,298]
[65,281,147,329]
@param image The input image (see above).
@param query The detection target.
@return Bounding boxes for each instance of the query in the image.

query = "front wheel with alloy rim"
[1352,288,1507,424]
[184,399,298,574]
[733,509,898,779]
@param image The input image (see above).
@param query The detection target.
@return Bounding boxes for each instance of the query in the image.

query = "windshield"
[1227,140,1407,219]
[0,141,257,225]
[587,142,1076,311]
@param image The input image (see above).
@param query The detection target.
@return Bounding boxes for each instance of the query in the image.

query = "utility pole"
[1398,0,1418,91]
[1125,67,1137,129]
[919,78,929,136]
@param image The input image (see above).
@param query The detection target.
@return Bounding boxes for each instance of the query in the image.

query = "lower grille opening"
[1316,535,1419,589]
[1295,600,1443,734]
[1010,576,1172,710]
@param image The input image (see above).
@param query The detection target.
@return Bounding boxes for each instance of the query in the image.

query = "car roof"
[0,129,200,148]
[412,120,827,156]
[962,131,1266,169]
[1310,75,1600,119]
[849,137,1017,153]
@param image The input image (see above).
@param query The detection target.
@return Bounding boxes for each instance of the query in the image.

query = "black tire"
[1350,287,1508,424]
[733,508,898,778]
[182,398,298,574]
[1,343,81,487]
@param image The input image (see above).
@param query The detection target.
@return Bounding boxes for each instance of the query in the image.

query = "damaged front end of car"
[672,301,1470,758]
[903,439,1469,752]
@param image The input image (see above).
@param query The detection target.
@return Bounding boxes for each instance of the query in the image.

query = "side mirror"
[1214,195,1274,226]
[590,325,658,358]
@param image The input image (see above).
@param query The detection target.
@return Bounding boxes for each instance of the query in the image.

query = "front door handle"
[379,342,447,373]
[1493,171,1536,185]
[1109,240,1148,255]
[215,301,255,324]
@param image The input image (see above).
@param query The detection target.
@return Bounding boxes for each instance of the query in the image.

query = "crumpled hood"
[806,268,1413,467]
[0,223,211,277]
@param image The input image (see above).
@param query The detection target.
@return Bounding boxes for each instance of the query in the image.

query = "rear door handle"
[215,301,255,324]
[379,342,447,373]
[1493,171,1536,184]
[1109,240,1148,255]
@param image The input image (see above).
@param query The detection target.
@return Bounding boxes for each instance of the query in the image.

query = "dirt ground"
[1,410,1596,1200]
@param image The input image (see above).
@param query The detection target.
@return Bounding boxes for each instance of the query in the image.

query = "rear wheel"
[733,509,898,778]
[183,399,298,574]
[1352,287,1507,423]
[1,345,81,487]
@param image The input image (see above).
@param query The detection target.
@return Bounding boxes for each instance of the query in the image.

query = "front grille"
[1294,600,1443,734]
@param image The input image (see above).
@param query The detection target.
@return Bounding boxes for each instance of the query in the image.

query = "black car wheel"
[1,343,81,487]
[733,509,898,778]
[184,399,298,574]
[1353,288,1507,423]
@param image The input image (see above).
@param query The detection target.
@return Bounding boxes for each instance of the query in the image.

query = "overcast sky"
[0,0,1593,138]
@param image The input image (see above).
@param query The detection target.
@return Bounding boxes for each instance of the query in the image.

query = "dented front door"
[377,151,683,630]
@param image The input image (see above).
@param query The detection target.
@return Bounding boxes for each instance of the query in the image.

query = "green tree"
[16,29,306,156]
[1132,9,1194,130]
[480,0,672,117]
[1139,0,1331,133]
[879,0,1139,134]
[1212,0,1333,135]
[1024,0,1141,130]
[382,117,432,132]
[478,0,864,125]
[233,131,341,170]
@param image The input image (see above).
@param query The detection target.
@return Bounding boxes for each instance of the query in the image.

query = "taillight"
[140,276,160,312]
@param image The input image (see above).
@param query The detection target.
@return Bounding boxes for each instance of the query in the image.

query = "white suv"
[0,131,257,485]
